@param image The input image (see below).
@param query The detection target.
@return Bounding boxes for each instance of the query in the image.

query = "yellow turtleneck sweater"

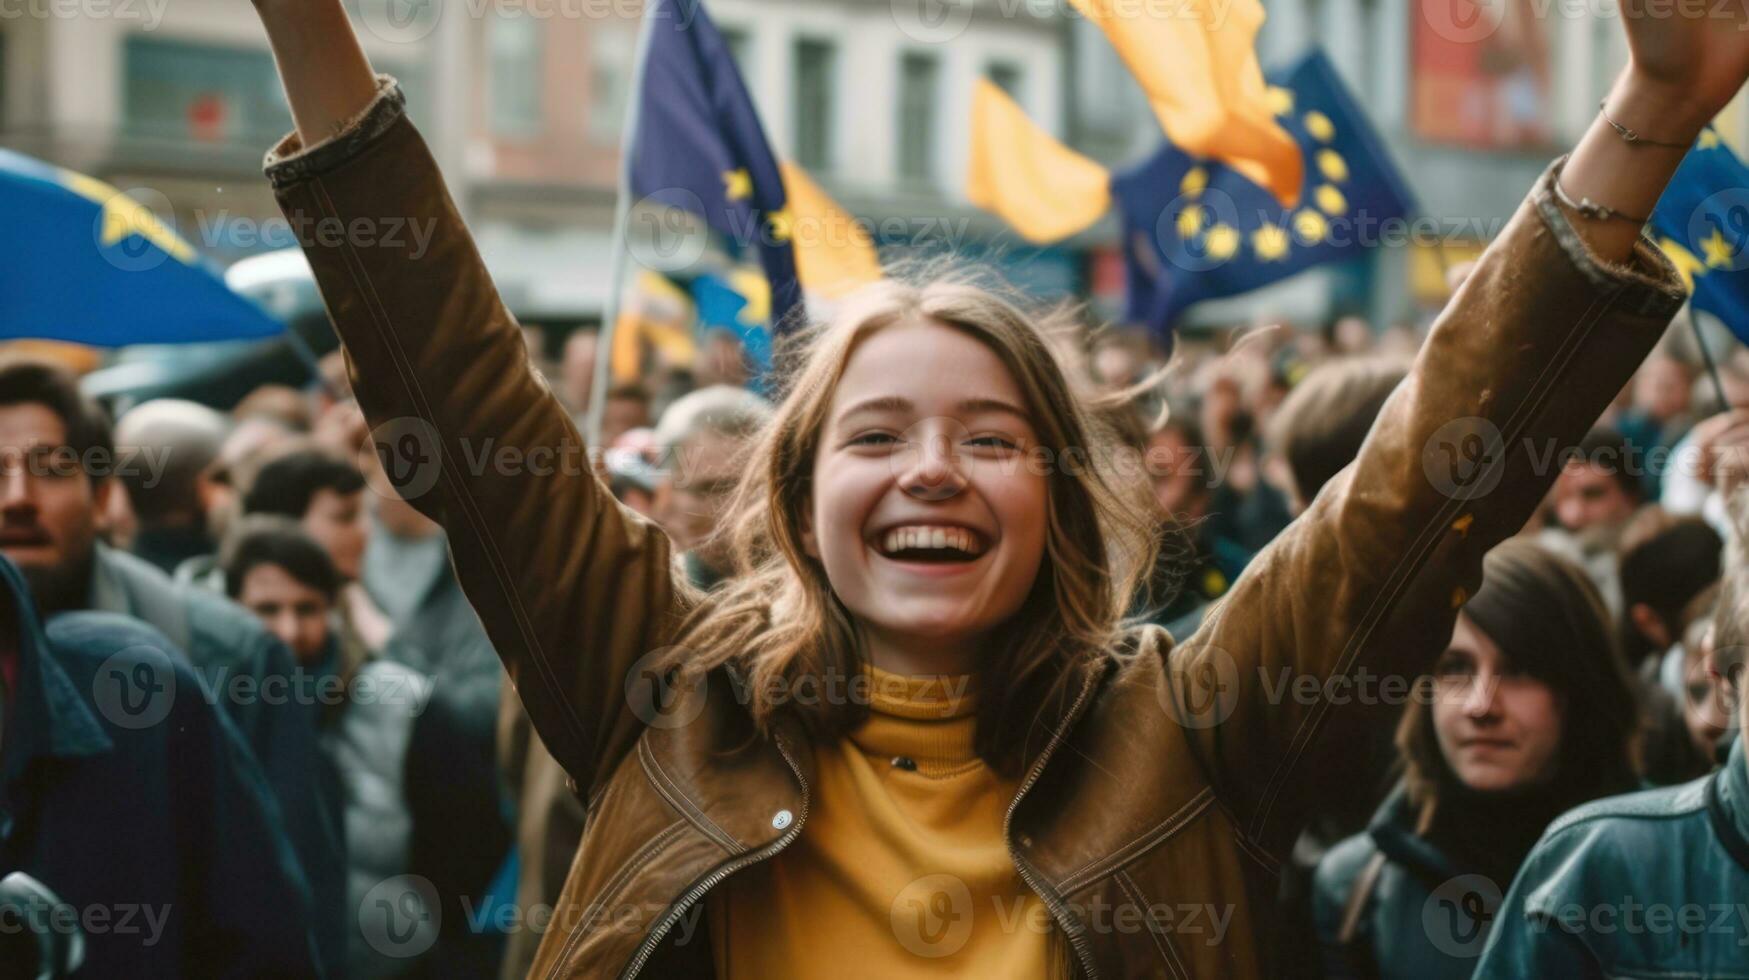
[707,667,1052,978]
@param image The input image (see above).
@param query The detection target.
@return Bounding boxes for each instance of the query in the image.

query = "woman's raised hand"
[1619,0,1749,142]
[1560,5,1749,262]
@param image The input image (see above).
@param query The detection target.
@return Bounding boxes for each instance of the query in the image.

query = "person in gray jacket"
[1474,559,1749,977]
[222,514,434,980]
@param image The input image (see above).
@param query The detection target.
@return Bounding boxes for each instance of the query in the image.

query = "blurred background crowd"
[5,248,1748,975]
[4,0,1749,975]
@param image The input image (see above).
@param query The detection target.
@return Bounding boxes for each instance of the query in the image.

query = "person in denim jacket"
[1474,559,1749,977]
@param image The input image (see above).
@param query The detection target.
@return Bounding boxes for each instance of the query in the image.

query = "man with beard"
[0,357,346,978]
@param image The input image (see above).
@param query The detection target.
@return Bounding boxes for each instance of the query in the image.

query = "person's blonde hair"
[657,268,1161,774]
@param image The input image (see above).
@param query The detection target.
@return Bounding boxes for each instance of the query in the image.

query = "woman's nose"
[899,429,965,501]
[1462,672,1501,718]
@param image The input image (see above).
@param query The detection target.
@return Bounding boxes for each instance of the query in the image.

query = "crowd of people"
[3,263,1748,977]
[0,2,1747,978]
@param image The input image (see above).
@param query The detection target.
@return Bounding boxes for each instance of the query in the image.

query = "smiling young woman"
[247,1,1749,976]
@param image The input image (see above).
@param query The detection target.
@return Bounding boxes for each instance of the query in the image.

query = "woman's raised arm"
[250,0,690,802]
[1171,7,1749,858]
[253,0,379,147]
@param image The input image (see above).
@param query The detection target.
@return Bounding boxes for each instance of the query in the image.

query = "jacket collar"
[1708,735,1749,874]
[88,543,192,654]
[1366,783,1461,883]
[0,557,113,789]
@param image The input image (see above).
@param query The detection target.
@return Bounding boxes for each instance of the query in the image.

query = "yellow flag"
[966,79,1111,244]
[779,161,883,299]
[611,271,697,382]
[1067,0,1302,207]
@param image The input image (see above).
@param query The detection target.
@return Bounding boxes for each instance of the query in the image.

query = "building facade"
[6,0,1734,340]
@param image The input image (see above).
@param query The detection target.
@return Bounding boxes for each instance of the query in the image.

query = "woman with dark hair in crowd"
[1311,539,1641,979]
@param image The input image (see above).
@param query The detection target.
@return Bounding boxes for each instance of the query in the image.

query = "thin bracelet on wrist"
[1552,174,1650,224]
[1599,98,1694,150]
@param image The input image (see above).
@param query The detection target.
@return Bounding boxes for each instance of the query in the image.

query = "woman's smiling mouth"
[872,523,990,568]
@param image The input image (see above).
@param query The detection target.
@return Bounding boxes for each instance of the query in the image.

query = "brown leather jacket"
[265,79,1685,979]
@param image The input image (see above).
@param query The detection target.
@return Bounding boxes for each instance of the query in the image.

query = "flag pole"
[1690,311,1731,413]
[585,0,662,452]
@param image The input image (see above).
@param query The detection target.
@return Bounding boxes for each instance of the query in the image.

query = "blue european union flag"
[0,149,282,345]
[630,0,803,333]
[1650,132,1749,344]
[1111,50,1414,346]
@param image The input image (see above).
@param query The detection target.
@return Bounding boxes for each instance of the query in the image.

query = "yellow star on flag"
[723,168,752,201]
[1205,224,1240,261]
[1699,130,1722,150]
[1266,87,1294,117]
[1180,166,1209,198]
[1702,227,1737,269]
[1252,224,1290,261]
[60,171,196,264]
[1315,184,1348,216]
[1658,237,1706,293]
[1177,205,1205,239]
[1304,111,1335,143]
[728,266,771,326]
[1317,149,1349,183]
[766,206,794,244]
[1292,209,1328,245]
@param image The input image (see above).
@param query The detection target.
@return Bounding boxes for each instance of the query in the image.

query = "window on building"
[589,26,633,146]
[793,38,836,170]
[123,36,291,146]
[987,60,1025,105]
[897,51,938,184]
[490,14,543,138]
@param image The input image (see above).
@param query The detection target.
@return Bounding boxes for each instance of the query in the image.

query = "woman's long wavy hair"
[655,266,1162,775]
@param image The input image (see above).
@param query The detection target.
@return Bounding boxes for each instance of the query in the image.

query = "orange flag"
[780,161,883,299]
[966,79,1111,244]
[1067,0,1302,206]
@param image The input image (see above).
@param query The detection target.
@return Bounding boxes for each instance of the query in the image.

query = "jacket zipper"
[616,728,810,980]
[1004,667,1104,980]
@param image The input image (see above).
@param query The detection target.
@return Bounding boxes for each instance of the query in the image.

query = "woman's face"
[804,319,1049,669]
[1432,614,1566,794]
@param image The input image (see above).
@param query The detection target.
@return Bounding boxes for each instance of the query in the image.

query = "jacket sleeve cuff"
[262,75,407,191]
[1532,155,1689,320]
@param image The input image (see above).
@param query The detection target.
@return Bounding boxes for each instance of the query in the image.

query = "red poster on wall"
[1413,0,1553,149]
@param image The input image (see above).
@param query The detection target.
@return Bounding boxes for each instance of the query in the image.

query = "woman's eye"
[849,432,897,447]
[1433,656,1471,677]
[967,435,1019,450]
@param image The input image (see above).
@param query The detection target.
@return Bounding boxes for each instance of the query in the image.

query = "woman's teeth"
[879,525,984,557]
